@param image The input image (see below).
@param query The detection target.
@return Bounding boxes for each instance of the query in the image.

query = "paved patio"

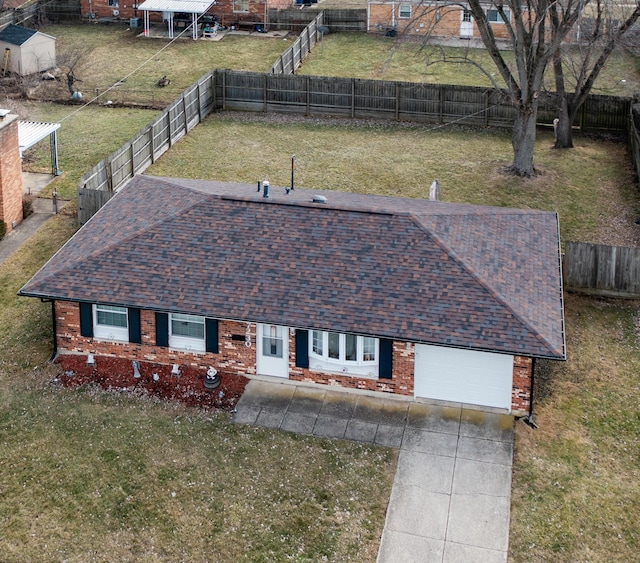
[233,379,514,563]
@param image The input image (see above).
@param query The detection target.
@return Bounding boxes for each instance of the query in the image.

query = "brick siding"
[511,355,533,416]
[55,300,533,411]
[0,116,23,233]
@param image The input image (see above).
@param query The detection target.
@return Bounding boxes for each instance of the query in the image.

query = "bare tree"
[550,0,640,148]
[56,46,89,97]
[465,0,584,176]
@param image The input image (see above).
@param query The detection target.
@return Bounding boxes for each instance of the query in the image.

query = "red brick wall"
[55,301,258,373]
[512,355,533,416]
[54,301,533,410]
[288,337,414,396]
[0,116,23,233]
[80,0,289,23]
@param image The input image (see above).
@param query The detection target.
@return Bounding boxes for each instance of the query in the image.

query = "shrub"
[23,195,34,219]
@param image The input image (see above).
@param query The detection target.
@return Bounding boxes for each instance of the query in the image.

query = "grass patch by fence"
[509,294,640,562]
[20,102,158,200]
[298,33,640,95]
[146,112,639,246]
[35,24,287,105]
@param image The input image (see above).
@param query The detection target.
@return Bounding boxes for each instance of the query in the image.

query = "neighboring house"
[81,0,290,29]
[367,0,515,40]
[0,24,55,75]
[19,175,566,416]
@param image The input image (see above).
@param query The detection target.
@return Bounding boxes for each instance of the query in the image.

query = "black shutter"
[128,308,141,344]
[155,312,169,347]
[379,339,393,379]
[295,330,309,368]
[205,318,219,353]
[79,302,93,338]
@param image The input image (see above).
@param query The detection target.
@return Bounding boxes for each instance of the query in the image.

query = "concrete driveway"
[233,379,514,563]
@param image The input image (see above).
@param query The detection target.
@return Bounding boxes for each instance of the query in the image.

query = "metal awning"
[138,0,216,39]
[18,121,61,176]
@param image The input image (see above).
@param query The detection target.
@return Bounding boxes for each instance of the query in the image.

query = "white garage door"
[414,344,513,410]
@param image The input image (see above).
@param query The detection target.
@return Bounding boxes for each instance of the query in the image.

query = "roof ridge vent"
[312,195,327,204]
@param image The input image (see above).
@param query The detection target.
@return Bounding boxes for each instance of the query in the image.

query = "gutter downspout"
[47,300,57,361]
[523,358,538,428]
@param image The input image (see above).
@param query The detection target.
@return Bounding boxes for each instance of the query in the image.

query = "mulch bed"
[54,355,249,411]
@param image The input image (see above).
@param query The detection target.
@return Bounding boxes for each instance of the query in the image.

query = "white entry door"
[460,10,473,37]
[414,344,513,410]
[257,324,289,378]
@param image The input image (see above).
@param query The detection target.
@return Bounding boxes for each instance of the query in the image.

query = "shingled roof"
[20,175,565,359]
[0,24,39,46]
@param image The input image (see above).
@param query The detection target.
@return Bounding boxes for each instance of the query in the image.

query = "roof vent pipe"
[263,180,269,198]
[257,181,261,192]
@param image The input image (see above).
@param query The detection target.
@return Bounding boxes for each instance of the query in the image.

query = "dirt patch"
[54,355,249,411]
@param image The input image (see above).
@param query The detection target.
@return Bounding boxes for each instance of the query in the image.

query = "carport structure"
[138,0,217,39]
[18,121,61,176]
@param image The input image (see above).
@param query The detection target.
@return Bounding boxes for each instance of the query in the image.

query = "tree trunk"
[509,105,538,177]
[554,95,574,149]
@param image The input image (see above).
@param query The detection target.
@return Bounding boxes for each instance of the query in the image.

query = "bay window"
[309,331,379,377]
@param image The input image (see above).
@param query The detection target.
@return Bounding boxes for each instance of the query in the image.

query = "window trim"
[169,313,206,353]
[233,0,249,13]
[487,8,509,24]
[93,304,129,342]
[309,331,379,377]
[398,4,412,19]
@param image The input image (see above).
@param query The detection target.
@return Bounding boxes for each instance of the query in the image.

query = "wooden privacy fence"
[77,71,215,224]
[214,69,630,131]
[629,104,640,184]
[77,69,632,224]
[563,241,640,298]
[271,12,324,75]
[268,8,366,32]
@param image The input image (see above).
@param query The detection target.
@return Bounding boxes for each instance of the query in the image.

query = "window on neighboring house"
[399,4,412,19]
[93,304,128,341]
[108,0,119,6]
[309,331,379,377]
[170,313,206,352]
[233,0,249,13]
[487,8,509,23]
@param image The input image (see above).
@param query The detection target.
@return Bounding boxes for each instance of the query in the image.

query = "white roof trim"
[18,121,60,154]
[137,0,216,13]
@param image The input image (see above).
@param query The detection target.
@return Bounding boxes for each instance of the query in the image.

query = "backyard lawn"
[2,21,640,562]
[298,33,640,96]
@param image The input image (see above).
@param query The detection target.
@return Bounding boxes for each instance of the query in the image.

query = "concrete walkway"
[233,379,514,563]
[0,173,68,265]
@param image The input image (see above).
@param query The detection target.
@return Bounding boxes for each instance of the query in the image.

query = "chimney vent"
[263,180,269,198]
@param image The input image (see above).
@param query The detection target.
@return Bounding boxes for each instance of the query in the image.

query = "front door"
[257,324,289,378]
[460,10,473,37]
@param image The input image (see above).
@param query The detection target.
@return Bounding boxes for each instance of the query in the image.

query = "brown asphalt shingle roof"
[19,175,565,359]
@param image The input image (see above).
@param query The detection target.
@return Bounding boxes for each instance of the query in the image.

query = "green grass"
[0,216,395,562]
[509,294,640,562]
[146,112,639,245]
[36,24,287,105]
[18,102,157,200]
[299,33,640,95]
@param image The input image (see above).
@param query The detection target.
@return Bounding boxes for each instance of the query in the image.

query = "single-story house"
[81,0,291,33]
[19,175,565,416]
[0,24,56,76]
[367,1,515,39]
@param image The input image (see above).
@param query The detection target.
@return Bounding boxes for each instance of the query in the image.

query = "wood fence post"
[264,74,268,112]
[439,86,444,124]
[106,160,113,193]
[306,75,310,116]
[351,78,355,119]
[222,70,226,111]
[395,82,400,121]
